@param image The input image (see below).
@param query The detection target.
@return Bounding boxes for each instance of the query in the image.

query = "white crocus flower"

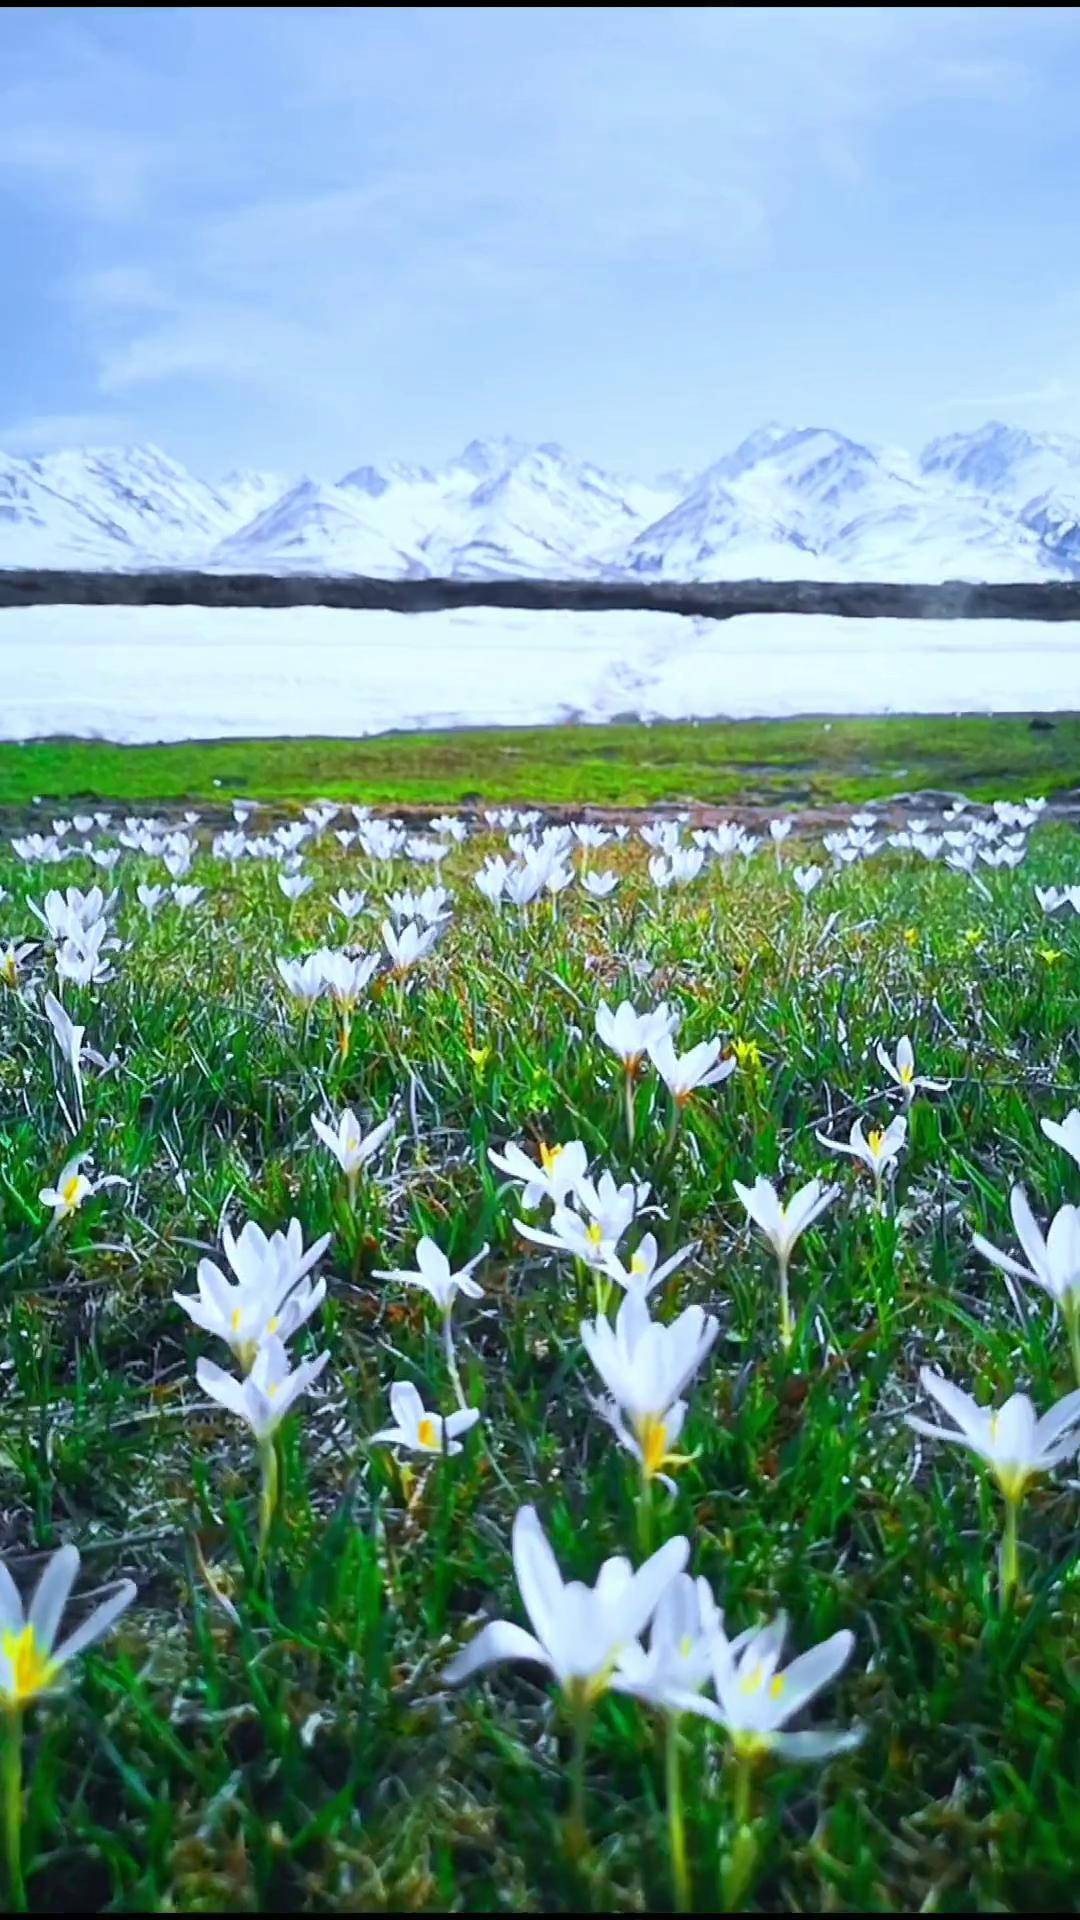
[331,888,367,922]
[488,1138,589,1209]
[678,1613,860,1763]
[907,1367,1080,1504]
[372,1236,487,1313]
[38,1153,112,1222]
[581,1291,718,1485]
[278,871,313,901]
[972,1187,1080,1378]
[276,954,326,1007]
[581,869,620,899]
[43,990,86,1125]
[733,1176,839,1350]
[0,941,37,990]
[612,1572,721,1711]
[0,1545,136,1710]
[197,1337,330,1442]
[312,1108,394,1200]
[815,1115,906,1206]
[603,1232,696,1299]
[516,1203,621,1271]
[171,884,203,912]
[595,1000,678,1073]
[176,1256,326,1374]
[648,1034,735,1106]
[382,917,440,976]
[136,883,166,918]
[876,1036,949,1107]
[442,1504,689,1710]
[371,1381,480,1457]
[1042,1109,1080,1170]
[792,865,823,898]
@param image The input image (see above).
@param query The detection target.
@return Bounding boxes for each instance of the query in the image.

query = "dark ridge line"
[3,570,1080,619]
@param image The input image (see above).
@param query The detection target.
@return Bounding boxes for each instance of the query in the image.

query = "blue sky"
[4,6,1080,480]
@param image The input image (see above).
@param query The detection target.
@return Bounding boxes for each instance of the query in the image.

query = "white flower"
[648,1034,735,1105]
[612,1573,720,1712]
[197,1337,330,1441]
[581,869,620,899]
[312,1108,394,1178]
[792,866,823,898]
[382,918,440,974]
[371,1381,481,1456]
[174,1219,330,1370]
[972,1186,1080,1317]
[276,954,325,1006]
[603,1232,696,1299]
[733,1175,839,1268]
[769,818,793,845]
[442,1504,689,1703]
[678,1613,861,1762]
[331,888,367,921]
[278,872,313,901]
[581,1291,717,1482]
[0,1545,136,1709]
[595,999,678,1072]
[372,1236,487,1312]
[906,1367,1080,1502]
[318,949,379,1011]
[815,1116,907,1180]
[0,941,37,989]
[488,1138,589,1208]
[171,884,203,911]
[1042,1109,1080,1170]
[136,883,166,917]
[38,1153,123,1220]
[876,1036,949,1106]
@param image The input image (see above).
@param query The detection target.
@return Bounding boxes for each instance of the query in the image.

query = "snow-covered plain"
[3,605,1078,741]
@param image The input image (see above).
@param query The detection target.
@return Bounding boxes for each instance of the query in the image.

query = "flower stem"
[257,1434,279,1565]
[777,1254,793,1352]
[443,1308,468,1413]
[2,1707,25,1913]
[665,1714,691,1913]
[721,1752,759,1911]
[623,1069,637,1150]
[565,1702,591,1861]
[637,1468,654,1558]
[999,1493,1021,1609]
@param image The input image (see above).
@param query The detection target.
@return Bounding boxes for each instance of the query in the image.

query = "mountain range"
[4,421,1080,582]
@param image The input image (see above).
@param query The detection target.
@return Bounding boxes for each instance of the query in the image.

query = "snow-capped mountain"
[5,421,1080,581]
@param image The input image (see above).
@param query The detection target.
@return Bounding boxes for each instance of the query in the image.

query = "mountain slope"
[4,420,1080,581]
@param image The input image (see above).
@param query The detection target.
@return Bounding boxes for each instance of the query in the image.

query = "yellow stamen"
[867,1128,885,1157]
[899,1064,913,1085]
[634,1413,671,1479]
[586,1221,604,1247]
[738,1661,766,1695]
[630,1252,647,1275]
[1,1625,57,1705]
[539,1142,563,1173]
[61,1175,83,1208]
[417,1415,437,1449]
[231,1308,242,1332]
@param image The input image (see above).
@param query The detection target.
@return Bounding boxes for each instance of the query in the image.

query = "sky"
[4,6,1080,483]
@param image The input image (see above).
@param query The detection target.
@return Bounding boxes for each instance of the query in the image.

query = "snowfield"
[3,605,1079,742]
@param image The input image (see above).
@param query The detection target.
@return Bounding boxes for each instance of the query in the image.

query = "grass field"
[0,800,1078,1911]
[2,712,1079,812]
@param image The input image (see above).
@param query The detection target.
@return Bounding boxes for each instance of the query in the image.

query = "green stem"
[565,1701,591,1860]
[999,1493,1021,1610]
[637,1468,654,1558]
[666,1713,691,1914]
[777,1253,793,1352]
[721,1751,759,1912]
[624,1068,637,1150]
[2,1707,25,1913]
[257,1434,279,1565]
[443,1308,468,1413]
